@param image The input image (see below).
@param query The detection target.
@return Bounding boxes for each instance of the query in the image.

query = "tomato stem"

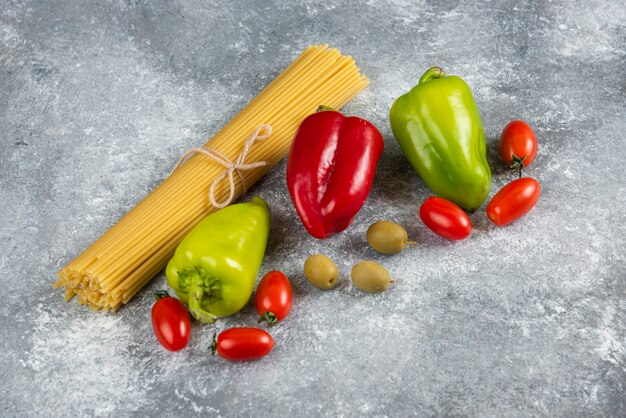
[210,333,217,355]
[509,154,526,179]
[154,290,169,301]
[257,311,278,327]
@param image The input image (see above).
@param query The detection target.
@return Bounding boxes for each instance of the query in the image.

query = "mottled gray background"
[1,0,625,416]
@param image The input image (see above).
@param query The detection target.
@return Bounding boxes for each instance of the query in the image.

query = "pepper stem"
[188,284,218,323]
[257,311,278,327]
[154,290,169,301]
[316,105,337,113]
[419,67,446,84]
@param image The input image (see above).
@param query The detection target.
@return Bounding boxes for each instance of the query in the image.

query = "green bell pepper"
[165,197,270,323]
[390,67,491,212]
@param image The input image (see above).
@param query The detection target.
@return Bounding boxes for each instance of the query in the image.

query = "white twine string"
[172,124,271,209]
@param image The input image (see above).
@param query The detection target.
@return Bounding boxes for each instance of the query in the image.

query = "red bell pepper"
[286,107,384,239]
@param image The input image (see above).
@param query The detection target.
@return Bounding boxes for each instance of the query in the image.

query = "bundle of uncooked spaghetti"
[55,44,369,311]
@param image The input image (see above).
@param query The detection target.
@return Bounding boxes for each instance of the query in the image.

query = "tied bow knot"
[172,124,272,209]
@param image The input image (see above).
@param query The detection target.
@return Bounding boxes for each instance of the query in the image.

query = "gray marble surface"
[1,0,625,416]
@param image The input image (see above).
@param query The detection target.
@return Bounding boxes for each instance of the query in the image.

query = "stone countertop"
[1,0,625,416]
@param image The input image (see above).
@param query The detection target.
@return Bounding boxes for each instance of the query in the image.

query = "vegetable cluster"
[150,65,543,362]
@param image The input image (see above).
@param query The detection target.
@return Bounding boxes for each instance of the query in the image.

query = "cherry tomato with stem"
[420,197,472,240]
[211,328,274,361]
[151,290,191,352]
[255,271,293,326]
[487,177,541,226]
[499,120,538,178]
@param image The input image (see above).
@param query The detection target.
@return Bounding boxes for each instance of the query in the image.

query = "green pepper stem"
[189,284,218,323]
[316,105,337,113]
[419,67,446,84]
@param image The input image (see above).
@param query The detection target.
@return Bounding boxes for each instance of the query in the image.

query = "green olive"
[351,260,393,293]
[304,254,339,289]
[366,220,414,255]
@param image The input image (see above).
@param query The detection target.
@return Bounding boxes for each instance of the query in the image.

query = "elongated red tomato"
[420,197,472,240]
[487,178,541,226]
[499,120,538,172]
[151,291,191,352]
[255,271,293,326]
[212,328,274,361]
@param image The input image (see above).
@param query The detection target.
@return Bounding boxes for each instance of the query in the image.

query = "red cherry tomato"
[151,291,191,352]
[420,197,472,240]
[211,328,274,361]
[499,120,538,174]
[487,178,541,226]
[255,271,293,326]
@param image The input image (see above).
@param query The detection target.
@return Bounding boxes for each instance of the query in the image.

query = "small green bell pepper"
[390,67,492,212]
[165,197,270,323]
